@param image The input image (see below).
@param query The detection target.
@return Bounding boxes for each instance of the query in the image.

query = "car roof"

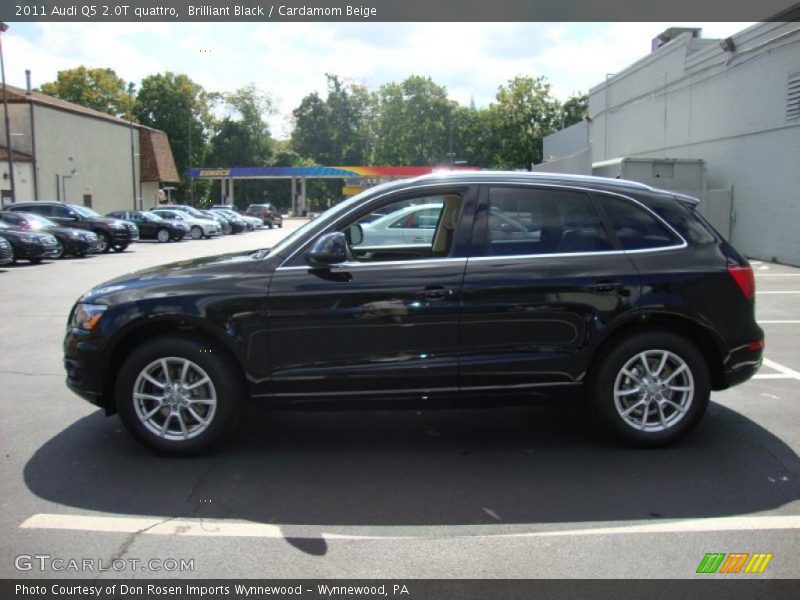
[401,170,656,192]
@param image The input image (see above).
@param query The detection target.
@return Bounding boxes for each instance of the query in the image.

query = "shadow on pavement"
[24,402,800,528]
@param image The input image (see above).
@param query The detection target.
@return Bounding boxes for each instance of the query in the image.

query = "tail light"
[728,264,755,300]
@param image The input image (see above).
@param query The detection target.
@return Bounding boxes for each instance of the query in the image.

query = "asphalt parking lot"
[0,229,798,579]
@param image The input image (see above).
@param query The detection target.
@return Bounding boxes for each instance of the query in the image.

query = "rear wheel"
[156,228,170,243]
[53,241,65,259]
[115,336,245,455]
[590,331,710,447]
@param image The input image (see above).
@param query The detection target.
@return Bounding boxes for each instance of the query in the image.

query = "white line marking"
[758,291,800,294]
[762,358,800,380]
[752,373,795,380]
[758,320,800,324]
[18,514,800,540]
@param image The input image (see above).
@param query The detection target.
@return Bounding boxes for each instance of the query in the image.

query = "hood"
[80,249,266,304]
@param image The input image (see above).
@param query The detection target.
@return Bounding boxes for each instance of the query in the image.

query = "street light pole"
[0,22,16,204]
[127,82,137,211]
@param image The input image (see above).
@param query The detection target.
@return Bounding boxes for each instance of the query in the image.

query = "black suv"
[64,172,763,455]
[7,201,138,253]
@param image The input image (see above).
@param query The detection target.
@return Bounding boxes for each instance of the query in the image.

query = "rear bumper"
[720,339,764,389]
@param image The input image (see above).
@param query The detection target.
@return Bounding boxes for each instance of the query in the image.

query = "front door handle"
[418,286,453,301]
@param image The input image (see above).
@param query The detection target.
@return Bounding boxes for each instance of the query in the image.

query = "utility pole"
[0,23,15,204]
[127,82,137,211]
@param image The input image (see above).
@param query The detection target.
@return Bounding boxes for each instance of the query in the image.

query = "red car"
[244,203,283,229]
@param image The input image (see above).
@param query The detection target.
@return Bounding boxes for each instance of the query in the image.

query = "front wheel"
[97,231,111,253]
[190,226,203,240]
[590,331,710,447]
[115,336,245,455]
[53,241,65,259]
[156,228,171,243]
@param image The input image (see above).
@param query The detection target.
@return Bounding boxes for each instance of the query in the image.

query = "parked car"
[240,215,263,230]
[208,208,248,233]
[244,203,282,228]
[0,237,13,265]
[107,210,187,243]
[149,209,220,240]
[0,211,100,257]
[6,201,138,253]
[65,172,763,455]
[0,221,60,263]
[198,209,245,235]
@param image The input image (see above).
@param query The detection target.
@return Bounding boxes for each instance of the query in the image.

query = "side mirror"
[306,232,347,267]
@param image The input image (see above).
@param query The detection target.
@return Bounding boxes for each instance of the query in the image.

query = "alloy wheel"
[132,357,218,441]
[613,349,694,432]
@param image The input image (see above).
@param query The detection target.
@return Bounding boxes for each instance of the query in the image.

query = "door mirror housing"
[306,231,347,266]
[346,223,363,246]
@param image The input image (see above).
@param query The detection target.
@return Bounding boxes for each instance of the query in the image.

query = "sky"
[3,22,753,138]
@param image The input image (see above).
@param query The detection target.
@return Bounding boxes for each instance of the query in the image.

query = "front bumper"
[203,225,221,236]
[64,326,108,409]
[65,237,100,255]
[110,227,139,244]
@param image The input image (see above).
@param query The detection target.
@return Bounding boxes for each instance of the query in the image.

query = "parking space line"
[759,320,800,324]
[760,358,800,380]
[758,291,800,294]
[19,513,800,540]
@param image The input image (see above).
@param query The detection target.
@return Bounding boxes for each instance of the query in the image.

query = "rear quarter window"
[599,195,682,250]
[649,200,718,246]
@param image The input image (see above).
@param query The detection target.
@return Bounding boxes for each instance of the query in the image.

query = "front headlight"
[69,230,82,238]
[110,222,126,230]
[71,303,107,330]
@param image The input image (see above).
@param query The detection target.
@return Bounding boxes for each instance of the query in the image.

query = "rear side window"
[15,204,51,216]
[599,195,681,250]
[486,187,612,256]
[650,201,717,246]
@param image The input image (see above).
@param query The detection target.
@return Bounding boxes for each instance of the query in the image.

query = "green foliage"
[561,93,589,128]
[39,66,130,118]
[134,72,214,202]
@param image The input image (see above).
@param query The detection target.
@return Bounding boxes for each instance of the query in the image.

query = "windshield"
[266,180,401,258]
[72,205,101,218]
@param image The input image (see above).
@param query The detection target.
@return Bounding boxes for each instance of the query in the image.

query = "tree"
[206,84,276,206]
[39,66,130,117]
[491,76,561,169]
[560,93,589,129]
[134,72,214,201]
[291,74,372,165]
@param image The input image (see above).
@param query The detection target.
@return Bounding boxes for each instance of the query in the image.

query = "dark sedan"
[0,237,12,265]
[65,172,764,455]
[0,211,100,257]
[107,210,187,242]
[0,221,60,263]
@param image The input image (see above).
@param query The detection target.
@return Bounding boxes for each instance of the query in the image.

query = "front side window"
[599,195,681,250]
[344,194,463,262]
[485,187,612,256]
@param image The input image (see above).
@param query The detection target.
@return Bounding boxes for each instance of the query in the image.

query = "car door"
[265,185,478,402]
[459,184,642,394]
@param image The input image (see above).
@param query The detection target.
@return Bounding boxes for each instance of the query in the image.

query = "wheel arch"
[586,311,727,391]
[102,316,249,414]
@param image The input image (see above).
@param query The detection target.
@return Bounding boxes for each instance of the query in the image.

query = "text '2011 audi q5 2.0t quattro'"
[64,172,763,455]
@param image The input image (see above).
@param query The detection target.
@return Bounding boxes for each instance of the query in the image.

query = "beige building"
[0,84,179,214]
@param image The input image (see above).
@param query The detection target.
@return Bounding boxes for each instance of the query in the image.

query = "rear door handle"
[418,286,453,301]
[587,281,624,294]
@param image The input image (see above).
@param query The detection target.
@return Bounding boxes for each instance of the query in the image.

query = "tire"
[222,223,232,236]
[97,231,111,253]
[190,226,203,240]
[53,241,65,259]
[115,335,245,456]
[112,244,128,253]
[589,330,710,447]
[156,228,171,243]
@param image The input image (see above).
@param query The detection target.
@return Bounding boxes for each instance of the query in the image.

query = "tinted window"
[52,204,80,218]
[599,195,681,250]
[650,201,717,245]
[486,187,612,256]
[15,204,51,216]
